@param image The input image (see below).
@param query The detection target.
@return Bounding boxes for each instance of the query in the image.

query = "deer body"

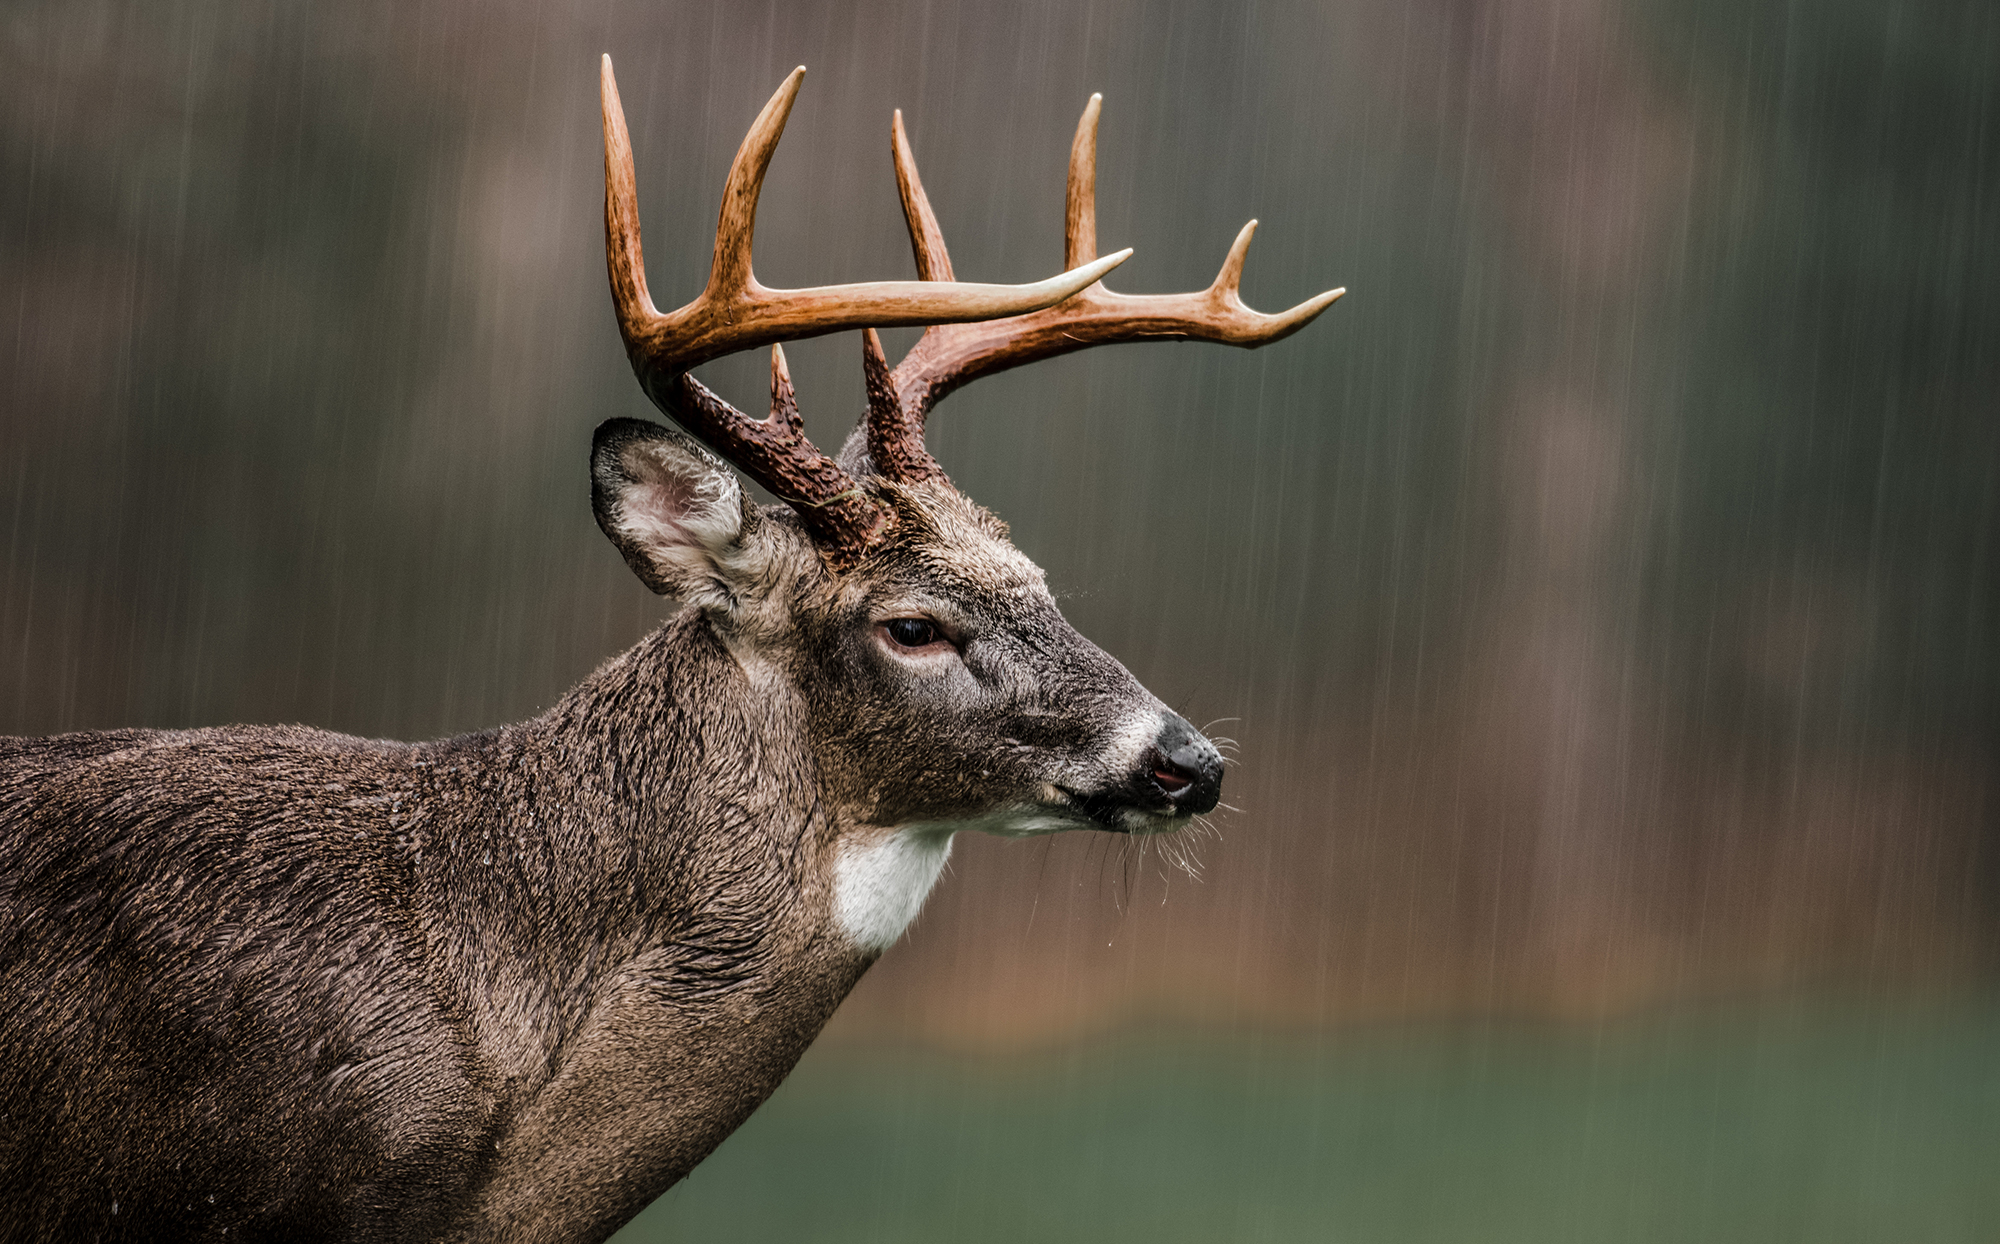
[0,56,1338,1243]
[2,614,855,1240]
[0,487,1212,1243]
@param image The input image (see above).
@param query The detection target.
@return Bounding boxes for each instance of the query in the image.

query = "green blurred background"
[3,0,1995,1238]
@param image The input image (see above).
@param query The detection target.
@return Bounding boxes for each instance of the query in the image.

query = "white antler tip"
[1081,247,1130,283]
[1289,287,1346,321]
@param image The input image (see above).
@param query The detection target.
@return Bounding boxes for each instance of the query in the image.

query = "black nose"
[1148,715,1224,815]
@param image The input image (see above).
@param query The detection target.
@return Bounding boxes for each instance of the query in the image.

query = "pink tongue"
[1153,767,1190,792]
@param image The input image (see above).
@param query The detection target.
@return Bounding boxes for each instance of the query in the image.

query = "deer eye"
[881,617,948,651]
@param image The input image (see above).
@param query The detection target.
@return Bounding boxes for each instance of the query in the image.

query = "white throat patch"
[832,829,954,954]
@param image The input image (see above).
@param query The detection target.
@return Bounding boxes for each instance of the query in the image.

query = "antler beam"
[858,94,1345,477]
[603,58,1131,392]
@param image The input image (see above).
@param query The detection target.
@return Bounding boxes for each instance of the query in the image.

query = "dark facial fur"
[787,482,1209,834]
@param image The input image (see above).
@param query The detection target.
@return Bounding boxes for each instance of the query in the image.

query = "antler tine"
[862,112,954,485]
[1211,219,1345,326]
[602,54,659,332]
[705,66,806,298]
[890,111,954,283]
[862,328,945,484]
[768,342,804,436]
[1064,94,1102,271]
[873,93,1345,447]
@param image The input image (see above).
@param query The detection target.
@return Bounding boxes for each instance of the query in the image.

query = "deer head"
[589,58,1341,946]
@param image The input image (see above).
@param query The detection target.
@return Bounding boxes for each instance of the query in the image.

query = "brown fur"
[0,424,1221,1242]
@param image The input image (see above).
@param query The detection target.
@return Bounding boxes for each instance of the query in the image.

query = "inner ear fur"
[591,418,758,600]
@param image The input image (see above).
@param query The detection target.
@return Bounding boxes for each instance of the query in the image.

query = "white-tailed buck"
[0,57,1340,1243]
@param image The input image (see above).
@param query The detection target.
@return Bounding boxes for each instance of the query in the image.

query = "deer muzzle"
[1071,710,1224,831]
[1146,713,1225,815]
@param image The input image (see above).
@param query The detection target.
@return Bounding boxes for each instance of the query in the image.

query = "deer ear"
[591,418,761,603]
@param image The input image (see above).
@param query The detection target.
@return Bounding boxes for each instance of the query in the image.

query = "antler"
[601,56,1131,565]
[855,94,1345,480]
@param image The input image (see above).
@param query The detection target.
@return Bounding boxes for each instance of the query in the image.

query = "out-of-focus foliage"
[7,0,1997,1237]
[3,0,1994,1041]
[1642,0,1998,741]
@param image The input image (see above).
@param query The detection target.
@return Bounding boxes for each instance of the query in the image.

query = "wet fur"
[0,616,860,1241]
[0,423,1204,1242]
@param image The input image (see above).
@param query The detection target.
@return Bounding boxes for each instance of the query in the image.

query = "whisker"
[1151,812,1219,883]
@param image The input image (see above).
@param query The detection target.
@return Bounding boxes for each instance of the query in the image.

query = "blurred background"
[4,0,1996,1238]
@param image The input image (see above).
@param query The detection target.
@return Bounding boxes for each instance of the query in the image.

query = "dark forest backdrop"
[4,0,1997,1236]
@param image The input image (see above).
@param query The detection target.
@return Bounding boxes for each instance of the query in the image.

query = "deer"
[0,56,1341,1243]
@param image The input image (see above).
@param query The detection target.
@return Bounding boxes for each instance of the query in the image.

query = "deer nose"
[1148,715,1223,815]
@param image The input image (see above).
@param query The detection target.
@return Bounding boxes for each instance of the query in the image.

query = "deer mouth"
[1038,715,1225,833]
[1049,784,1183,834]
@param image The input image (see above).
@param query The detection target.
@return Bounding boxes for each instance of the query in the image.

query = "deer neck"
[543,607,957,965]
[419,609,877,1095]
[420,607,959,1229]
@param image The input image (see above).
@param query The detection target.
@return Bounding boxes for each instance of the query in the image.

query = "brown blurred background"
[4,0,1998,1235]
